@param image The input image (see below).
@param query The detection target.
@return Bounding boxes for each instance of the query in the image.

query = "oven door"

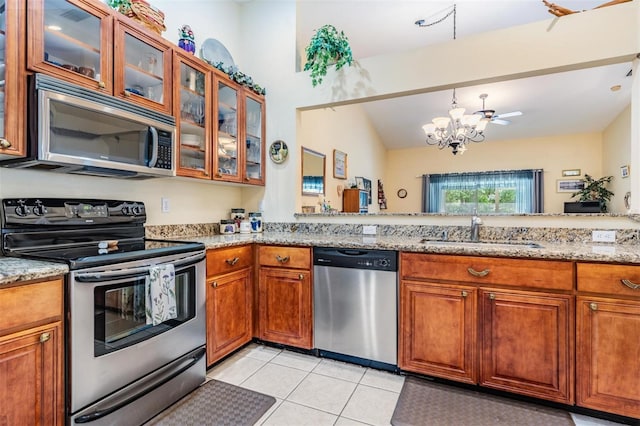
[68,250,206,415]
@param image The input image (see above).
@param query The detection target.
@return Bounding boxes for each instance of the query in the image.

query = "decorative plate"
[397,188,408,198]
[200,38,235,67]
[269,140,288,164]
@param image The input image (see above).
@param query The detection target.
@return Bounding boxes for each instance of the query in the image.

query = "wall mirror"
[301,147,325,196]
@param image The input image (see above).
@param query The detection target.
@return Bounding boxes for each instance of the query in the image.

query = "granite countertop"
[2,231,640,286]
[0,257,68,286]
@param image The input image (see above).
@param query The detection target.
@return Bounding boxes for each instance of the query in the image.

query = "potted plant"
[303,24,353,87]
[565,174,614,213]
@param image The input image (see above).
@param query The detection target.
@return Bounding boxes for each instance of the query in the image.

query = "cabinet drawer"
[401,253,573,291]
[207,245,253,277]
[0,279,63,334]
[577,263,640,297]
[259,246,311,269]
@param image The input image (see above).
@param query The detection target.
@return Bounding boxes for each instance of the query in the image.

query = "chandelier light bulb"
[449,107,465,121]
[432,116,451,129]
[475,118,489,132]
[422,123,436,135]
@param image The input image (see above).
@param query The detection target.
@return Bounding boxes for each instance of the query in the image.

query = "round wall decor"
[269,140,288,164]
[397,188,408,198]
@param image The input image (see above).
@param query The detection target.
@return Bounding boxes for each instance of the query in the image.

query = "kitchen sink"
[419,239,543,249]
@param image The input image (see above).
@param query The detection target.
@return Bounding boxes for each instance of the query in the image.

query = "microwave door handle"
[148,126,159,168]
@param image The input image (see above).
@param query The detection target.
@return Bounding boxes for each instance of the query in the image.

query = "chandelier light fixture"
[417,4,490,155]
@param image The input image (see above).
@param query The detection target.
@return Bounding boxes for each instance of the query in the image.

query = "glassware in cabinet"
[243,93,265,184]
[215,79,240,182]
[0,0,26,158]
[114,19,172,114]
[27,0,113,93]
[175,52,211,178]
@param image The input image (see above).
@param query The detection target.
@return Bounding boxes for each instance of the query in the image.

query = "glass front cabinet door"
[174,51,211,179]
[0,0,26,158]
[114,19,172,113]
[27,0,113,93]
[243,92,265,185]
[214,76,241,182]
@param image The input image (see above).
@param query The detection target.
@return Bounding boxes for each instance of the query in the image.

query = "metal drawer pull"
[489,293,496,300]
[467,267,490,277]
[276,255,290,264]
[226,257,240,266]
[590,302,598,311]
[461,290,468,297]
[211,281,218,288]
[621,279,640,290]
[40,332,51,343]
[299,274,304,280]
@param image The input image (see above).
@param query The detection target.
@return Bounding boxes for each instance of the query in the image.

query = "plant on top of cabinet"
[304,24,353,87]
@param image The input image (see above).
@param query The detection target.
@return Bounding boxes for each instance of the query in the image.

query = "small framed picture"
[562,169,581,177]
[333,150,347,179]
[621,165,630,179]
[355,176,365,189]
[557,178,585,193]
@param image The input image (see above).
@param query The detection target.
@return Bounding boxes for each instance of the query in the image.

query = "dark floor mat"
[391,376,574,426]
[146,379,276,426]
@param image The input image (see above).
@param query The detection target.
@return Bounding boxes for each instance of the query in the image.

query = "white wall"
[603,105,631,213]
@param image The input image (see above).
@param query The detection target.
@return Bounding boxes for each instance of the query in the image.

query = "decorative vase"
[178,25,195,54]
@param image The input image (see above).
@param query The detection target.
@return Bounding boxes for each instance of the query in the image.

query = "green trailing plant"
[303,24,353,87]
[107,0,131,10]
[571,174,614,212]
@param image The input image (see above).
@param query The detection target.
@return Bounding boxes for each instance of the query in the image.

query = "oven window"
[94,265,196,356]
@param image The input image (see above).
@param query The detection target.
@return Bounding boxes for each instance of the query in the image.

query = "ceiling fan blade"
[494,111,522,119]
[491,119,511,125]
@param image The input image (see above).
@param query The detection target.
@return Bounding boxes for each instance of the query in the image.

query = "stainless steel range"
[1,198,207,425]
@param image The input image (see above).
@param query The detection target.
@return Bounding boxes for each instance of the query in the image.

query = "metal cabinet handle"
[123,91,130,97]
[40,332,51,343]
[0,138,11,149]
[489,293,496,300]
[468,267,490,277]
[276,255,290,264]
[225,257,240,266]
[621,279,640,290]
[211,281,218,288]
[298,274,304,280]
[590,302,598,311]
[98,81,106,89]
[461,290,468,297]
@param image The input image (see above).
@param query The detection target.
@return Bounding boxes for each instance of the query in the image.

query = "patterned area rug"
[391,376,574,426]
[146,379,276,426]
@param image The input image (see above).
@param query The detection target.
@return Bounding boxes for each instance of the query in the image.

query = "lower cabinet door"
[206,268,253,365]
[399,280,477,383]
[576,296,640,419]
[259,267,312,349]
[0,323,63,425]
[480,289,573,404]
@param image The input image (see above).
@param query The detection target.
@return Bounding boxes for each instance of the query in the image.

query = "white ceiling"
[297,1,633,149]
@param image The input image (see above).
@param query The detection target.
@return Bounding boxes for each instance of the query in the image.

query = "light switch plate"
[592,230,615,243]
[161,197,170,213]
[363,225,377,235]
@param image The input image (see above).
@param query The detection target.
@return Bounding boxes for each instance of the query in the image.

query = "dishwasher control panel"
[313,247,397,272]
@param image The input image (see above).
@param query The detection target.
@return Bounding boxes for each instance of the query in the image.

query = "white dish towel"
[145,263,177,326]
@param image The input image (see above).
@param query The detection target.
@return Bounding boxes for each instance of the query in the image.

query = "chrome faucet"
[470,209,482,242]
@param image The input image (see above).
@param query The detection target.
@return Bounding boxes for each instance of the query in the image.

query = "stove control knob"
[131,205,142,215]
[378,258,390,268]
[15,203,29,217]
[121,205,130,215]
[32,201,45,216]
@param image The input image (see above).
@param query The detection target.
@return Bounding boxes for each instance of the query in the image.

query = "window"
[422,169,543,214]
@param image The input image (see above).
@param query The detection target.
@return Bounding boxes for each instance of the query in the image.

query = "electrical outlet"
[161,197,170,213]
[592,230,615,243]
[363,225,377,235]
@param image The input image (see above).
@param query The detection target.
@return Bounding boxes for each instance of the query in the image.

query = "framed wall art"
[557,179,585,193]
[333,149,347,179]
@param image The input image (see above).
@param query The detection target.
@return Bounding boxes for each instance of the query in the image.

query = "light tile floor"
[206,343,627,426]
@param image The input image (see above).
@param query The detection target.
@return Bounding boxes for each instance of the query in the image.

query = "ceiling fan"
[475,93,522,125]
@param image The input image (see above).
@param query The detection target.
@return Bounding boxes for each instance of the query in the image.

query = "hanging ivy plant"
[303,24,353,87]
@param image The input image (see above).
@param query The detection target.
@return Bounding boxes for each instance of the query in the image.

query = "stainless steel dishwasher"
[313,247,398,369]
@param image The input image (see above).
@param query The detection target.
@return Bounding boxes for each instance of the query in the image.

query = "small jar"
[249,212,263,233]
[219,219,236,235]
[230,208,245,232]
[239,219,251,234]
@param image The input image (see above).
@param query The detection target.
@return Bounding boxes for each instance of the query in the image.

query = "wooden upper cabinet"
[0,0,27,158]
[113,18,173,113]
[242,89,265,185]
[27,0,113,93]
[174,50,212,179]
[480,288,574,404]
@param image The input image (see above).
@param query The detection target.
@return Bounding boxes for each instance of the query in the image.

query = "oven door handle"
[74,252,204,283]
[74,346,206,423]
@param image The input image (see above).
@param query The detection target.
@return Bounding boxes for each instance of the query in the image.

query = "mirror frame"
[301,147,326,196]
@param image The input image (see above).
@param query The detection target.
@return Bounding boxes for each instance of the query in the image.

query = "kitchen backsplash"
[146,222,639,245]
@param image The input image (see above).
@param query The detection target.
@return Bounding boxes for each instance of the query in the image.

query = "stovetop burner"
[1,198,204,269]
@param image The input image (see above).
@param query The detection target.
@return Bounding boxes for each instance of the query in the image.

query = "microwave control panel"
[154,130,173,170]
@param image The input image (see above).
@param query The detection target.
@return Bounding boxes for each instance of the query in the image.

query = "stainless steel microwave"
[0,74,176,179]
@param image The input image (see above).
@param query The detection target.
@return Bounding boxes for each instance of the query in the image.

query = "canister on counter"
[239,219,251,234]
[220,219,236,234]
[230,208,245,232]
[249,212,263,233]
